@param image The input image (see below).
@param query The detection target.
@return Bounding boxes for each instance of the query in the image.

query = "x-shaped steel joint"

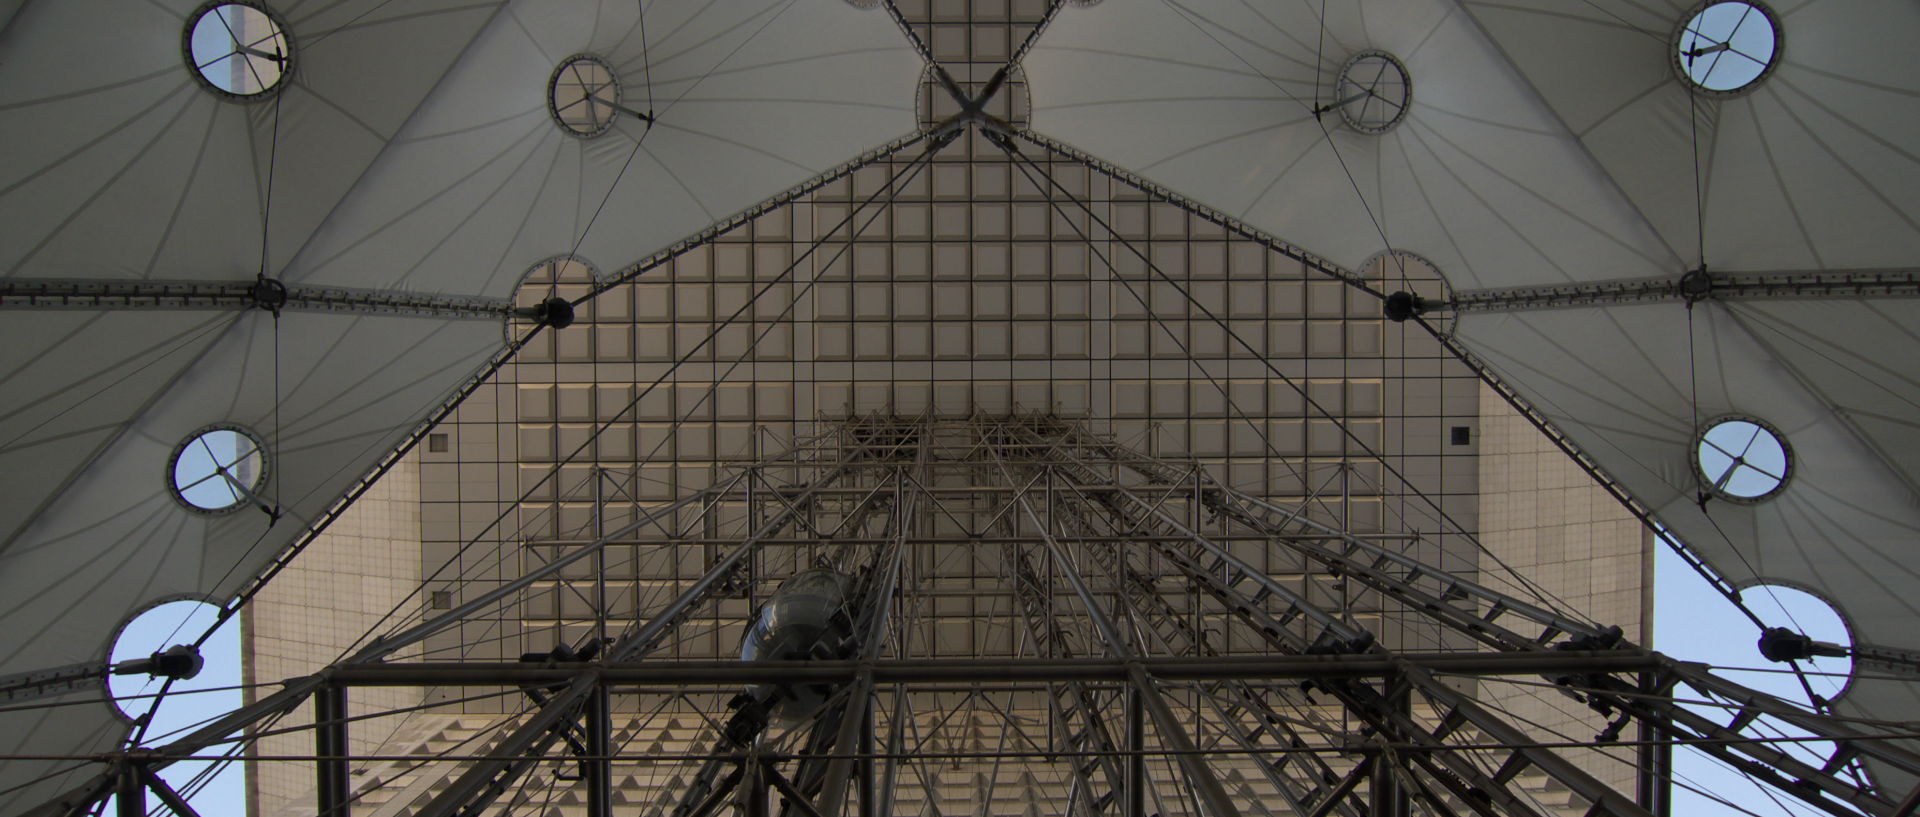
[925,62,1019,147]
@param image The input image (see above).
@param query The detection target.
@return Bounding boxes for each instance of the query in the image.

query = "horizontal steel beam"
[1450,268,1920,313]
[521,533,1418,548]
[327,651,1659,687]
[0,278,512,318]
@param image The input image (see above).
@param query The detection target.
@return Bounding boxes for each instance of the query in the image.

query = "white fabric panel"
[0,312,239,545]
[0,0,505,281]
[0,312,500,812]
[0,698,123,816]
[282,0,921,297]
[1455,303,1920,662]
[1462,0,1920,274]
[1023,0,1677,290]
[1035,1,1920,750]
[1725,299,1920,497]
[0,0,25,32]
[0,312,500,674]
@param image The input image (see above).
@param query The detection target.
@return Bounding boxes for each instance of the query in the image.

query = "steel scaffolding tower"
[36,415,1919,817]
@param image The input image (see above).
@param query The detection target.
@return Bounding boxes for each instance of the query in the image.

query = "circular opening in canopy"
[169,425,268,513]
[1334,51,1411,134]
[184,2,292,97]
[1743,584,1853,697]
[549,55,621,137]
[106,600,245,807]
[108,600,239,722]
[1672,1,1781,94]
[1694,416,1790,502]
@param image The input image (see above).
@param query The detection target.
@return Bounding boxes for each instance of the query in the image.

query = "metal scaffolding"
[29,415,1920,817]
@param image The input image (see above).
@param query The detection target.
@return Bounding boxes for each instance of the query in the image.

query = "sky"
[107,600,244,817]
[1654,535,1854,817]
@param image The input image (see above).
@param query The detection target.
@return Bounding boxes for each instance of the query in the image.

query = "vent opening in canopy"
[1672,1,1782,94]
[1694,416,1791,502]
[548,54,622,138]
[105,600,244,806]
[1333,50,1411,134]
[168,425,268,513]
[184,2,292,98]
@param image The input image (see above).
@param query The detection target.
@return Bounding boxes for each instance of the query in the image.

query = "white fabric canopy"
[1026,0,1920,787]
[2,0,1916,808]
[0,0,917,808]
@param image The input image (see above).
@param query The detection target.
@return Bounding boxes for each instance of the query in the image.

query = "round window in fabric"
[106,596,244,801]
[1672,1,1782,94]
[168,425,268,513]
[549,55,622,137]
[1334,51,1411,134]
[184,2,293,98]
[1694,416,1791,502]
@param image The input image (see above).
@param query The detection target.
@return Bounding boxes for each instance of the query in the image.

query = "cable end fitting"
[1384,291,1426,323]
[515,296,576,329]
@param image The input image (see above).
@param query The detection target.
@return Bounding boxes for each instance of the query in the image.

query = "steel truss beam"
[0,278,512,317]
[1014,422,1589,817]
[1449,268,1920,313]
[1003,537,1138,817]
[1034,419,1920,816]
[989,441,1244,817]
[37,416,1919,817]
[409,447,883,817]
[1175,458,1920,816]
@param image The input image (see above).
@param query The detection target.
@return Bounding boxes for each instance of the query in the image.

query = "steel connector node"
[1757,627,1848,663]
[111,644,203,681]
[516,296,577,329]
[1383,291,1425,322]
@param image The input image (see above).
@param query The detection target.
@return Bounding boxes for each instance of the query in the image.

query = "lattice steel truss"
[34,415,1920,817]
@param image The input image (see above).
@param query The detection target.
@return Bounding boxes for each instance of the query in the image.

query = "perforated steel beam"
[0,277,512,318]
[1449,268,1920,313]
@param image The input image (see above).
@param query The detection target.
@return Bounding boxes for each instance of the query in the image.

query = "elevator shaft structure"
[28,416,1919,817]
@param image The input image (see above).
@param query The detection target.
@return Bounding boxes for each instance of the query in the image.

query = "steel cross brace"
[408,459,863,817]
[1089,541,1369,817]
[1194,477,1920,816]
[1077,516,1545,814]
[778,521,911,817]
[1007,420,1634,817]
[678,436,927,817]
[989,450,1245,817]
[1040,466,1361,817]
[21,676,327,817]
[1004,540,1129,817]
